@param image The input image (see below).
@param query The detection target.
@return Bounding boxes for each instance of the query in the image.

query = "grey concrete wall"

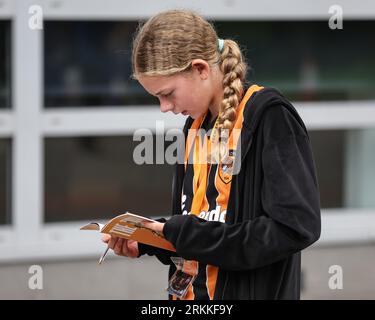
[301,242,375,299]
[0,256,169,300]
[1,243,374,299]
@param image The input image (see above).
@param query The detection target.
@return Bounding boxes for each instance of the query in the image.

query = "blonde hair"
[132,9,248,133]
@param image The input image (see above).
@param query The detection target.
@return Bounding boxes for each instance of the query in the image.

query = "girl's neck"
[208,93,222,122]
[208,64,224,122]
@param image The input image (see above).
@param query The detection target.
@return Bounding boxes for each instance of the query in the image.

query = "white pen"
[98,245,110,265]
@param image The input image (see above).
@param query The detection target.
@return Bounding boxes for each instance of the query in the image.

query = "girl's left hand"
[102,234,139,258]
[143,221,165,236]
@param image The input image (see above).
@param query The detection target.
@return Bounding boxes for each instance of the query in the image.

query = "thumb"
[101,234,111,243]
[142,221,164,234]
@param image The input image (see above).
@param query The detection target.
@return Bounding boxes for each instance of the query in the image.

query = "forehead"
[138,73,190,95]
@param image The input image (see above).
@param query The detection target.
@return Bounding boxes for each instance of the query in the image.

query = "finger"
[143,221,164,234]
[127,241,139,258]
[122,239,130,257]
[142,221,154,229]
[114,238,124,255]
[108,236,117,250]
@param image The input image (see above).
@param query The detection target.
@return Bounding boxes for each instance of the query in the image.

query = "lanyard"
[185,85,264,215]
[190,114,218,214]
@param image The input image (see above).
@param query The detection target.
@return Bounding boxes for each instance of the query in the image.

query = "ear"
[191,59,210,80]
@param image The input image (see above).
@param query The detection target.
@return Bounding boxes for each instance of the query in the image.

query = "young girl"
[102,9,321,300]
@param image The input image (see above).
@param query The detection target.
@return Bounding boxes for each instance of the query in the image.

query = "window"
[44,21,158,107]
[44,20,375,106]
[44,135,174,222]
[215,20,375,101]
[0,139,11,225]
[0,21,11,109]
[309,129,375,209]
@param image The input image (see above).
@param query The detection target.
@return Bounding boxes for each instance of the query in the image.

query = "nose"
[160,101,174,113]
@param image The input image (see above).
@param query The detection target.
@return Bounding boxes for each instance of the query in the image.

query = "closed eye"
[161,91,173,98]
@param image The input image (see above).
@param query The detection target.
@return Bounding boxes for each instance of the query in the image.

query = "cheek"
[182,93,201,109]
[176,88,207,114]
[174,94,190,109]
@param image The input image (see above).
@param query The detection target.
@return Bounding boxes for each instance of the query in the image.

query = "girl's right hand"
[101,234,139,258]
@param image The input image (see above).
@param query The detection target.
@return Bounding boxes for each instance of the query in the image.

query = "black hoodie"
[138,87,321,300]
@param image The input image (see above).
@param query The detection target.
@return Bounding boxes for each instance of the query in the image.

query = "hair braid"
[217,39,247,134]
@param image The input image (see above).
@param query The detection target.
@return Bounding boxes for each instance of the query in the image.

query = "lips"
[182,110,188,116]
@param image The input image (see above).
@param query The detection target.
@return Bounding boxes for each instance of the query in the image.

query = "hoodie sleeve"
[162,106,321,271]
